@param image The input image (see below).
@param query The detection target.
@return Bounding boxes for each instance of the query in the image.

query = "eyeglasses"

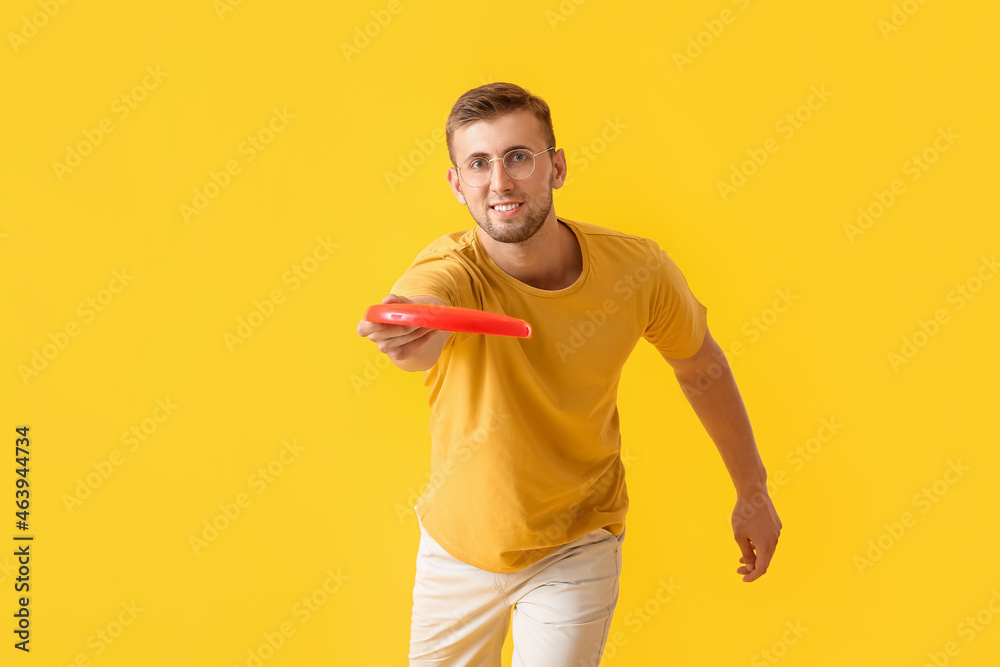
[456,146,555,188]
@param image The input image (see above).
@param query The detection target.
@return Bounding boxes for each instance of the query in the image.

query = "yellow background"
[2,0,998,665]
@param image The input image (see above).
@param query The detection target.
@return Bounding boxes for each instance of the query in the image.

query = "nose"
[488,158,514,192]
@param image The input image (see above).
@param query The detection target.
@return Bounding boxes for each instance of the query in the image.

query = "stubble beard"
[471,173,555,246]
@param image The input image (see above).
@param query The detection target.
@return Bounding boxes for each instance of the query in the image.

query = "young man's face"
[446,110,566,245]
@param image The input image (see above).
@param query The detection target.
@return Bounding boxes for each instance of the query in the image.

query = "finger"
[388,329,437,360]
[358,319,394,337]
[383,293,412,304]
[358,320,387,337]
[750,541,777,577]
[363,321,421,341]
[378,327,435,355]
[742,562,766,582]
[736,537,756,571]
[740,540,777,582]
[390,326,434,346]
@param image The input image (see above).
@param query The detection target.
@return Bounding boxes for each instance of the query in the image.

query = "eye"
[469,159,486,170]
[508,150,530,163]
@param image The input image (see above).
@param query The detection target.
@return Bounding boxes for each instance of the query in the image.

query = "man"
[357,82,782,667]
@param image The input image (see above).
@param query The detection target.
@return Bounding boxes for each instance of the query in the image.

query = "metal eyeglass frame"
[456,146,555,188]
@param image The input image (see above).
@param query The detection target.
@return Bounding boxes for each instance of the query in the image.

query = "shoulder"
[408,227,477,262]
[560,216,664,257]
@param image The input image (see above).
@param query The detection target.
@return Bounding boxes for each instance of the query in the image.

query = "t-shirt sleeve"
[642,240,709,359]
[389,248,475,309]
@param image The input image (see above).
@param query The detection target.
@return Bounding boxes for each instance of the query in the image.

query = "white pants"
[409,514,626,667]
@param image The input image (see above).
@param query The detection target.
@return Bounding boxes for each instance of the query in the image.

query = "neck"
[478,213,581,290]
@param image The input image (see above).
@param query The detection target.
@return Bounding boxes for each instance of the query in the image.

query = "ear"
[551,148,568,190]
[446,167,468,205]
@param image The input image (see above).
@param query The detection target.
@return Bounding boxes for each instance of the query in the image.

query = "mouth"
[490,201,523,217]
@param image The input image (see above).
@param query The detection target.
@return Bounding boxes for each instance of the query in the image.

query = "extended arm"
[662,328,782,582]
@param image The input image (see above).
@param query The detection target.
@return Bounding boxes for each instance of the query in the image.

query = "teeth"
[494,203,521,212]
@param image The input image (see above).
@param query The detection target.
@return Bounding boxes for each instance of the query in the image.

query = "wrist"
[735,476,769,501]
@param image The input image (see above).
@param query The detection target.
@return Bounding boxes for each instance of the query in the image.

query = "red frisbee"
[364,303,532,338]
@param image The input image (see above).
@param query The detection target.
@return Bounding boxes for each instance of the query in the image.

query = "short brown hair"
[445,82,557,166]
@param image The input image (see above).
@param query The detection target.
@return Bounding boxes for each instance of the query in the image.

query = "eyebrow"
[463,144,533,161]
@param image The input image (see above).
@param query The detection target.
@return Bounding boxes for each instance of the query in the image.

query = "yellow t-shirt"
[390,216,708,573]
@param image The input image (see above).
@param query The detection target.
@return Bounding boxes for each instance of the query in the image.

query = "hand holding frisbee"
[364,301,532,338]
